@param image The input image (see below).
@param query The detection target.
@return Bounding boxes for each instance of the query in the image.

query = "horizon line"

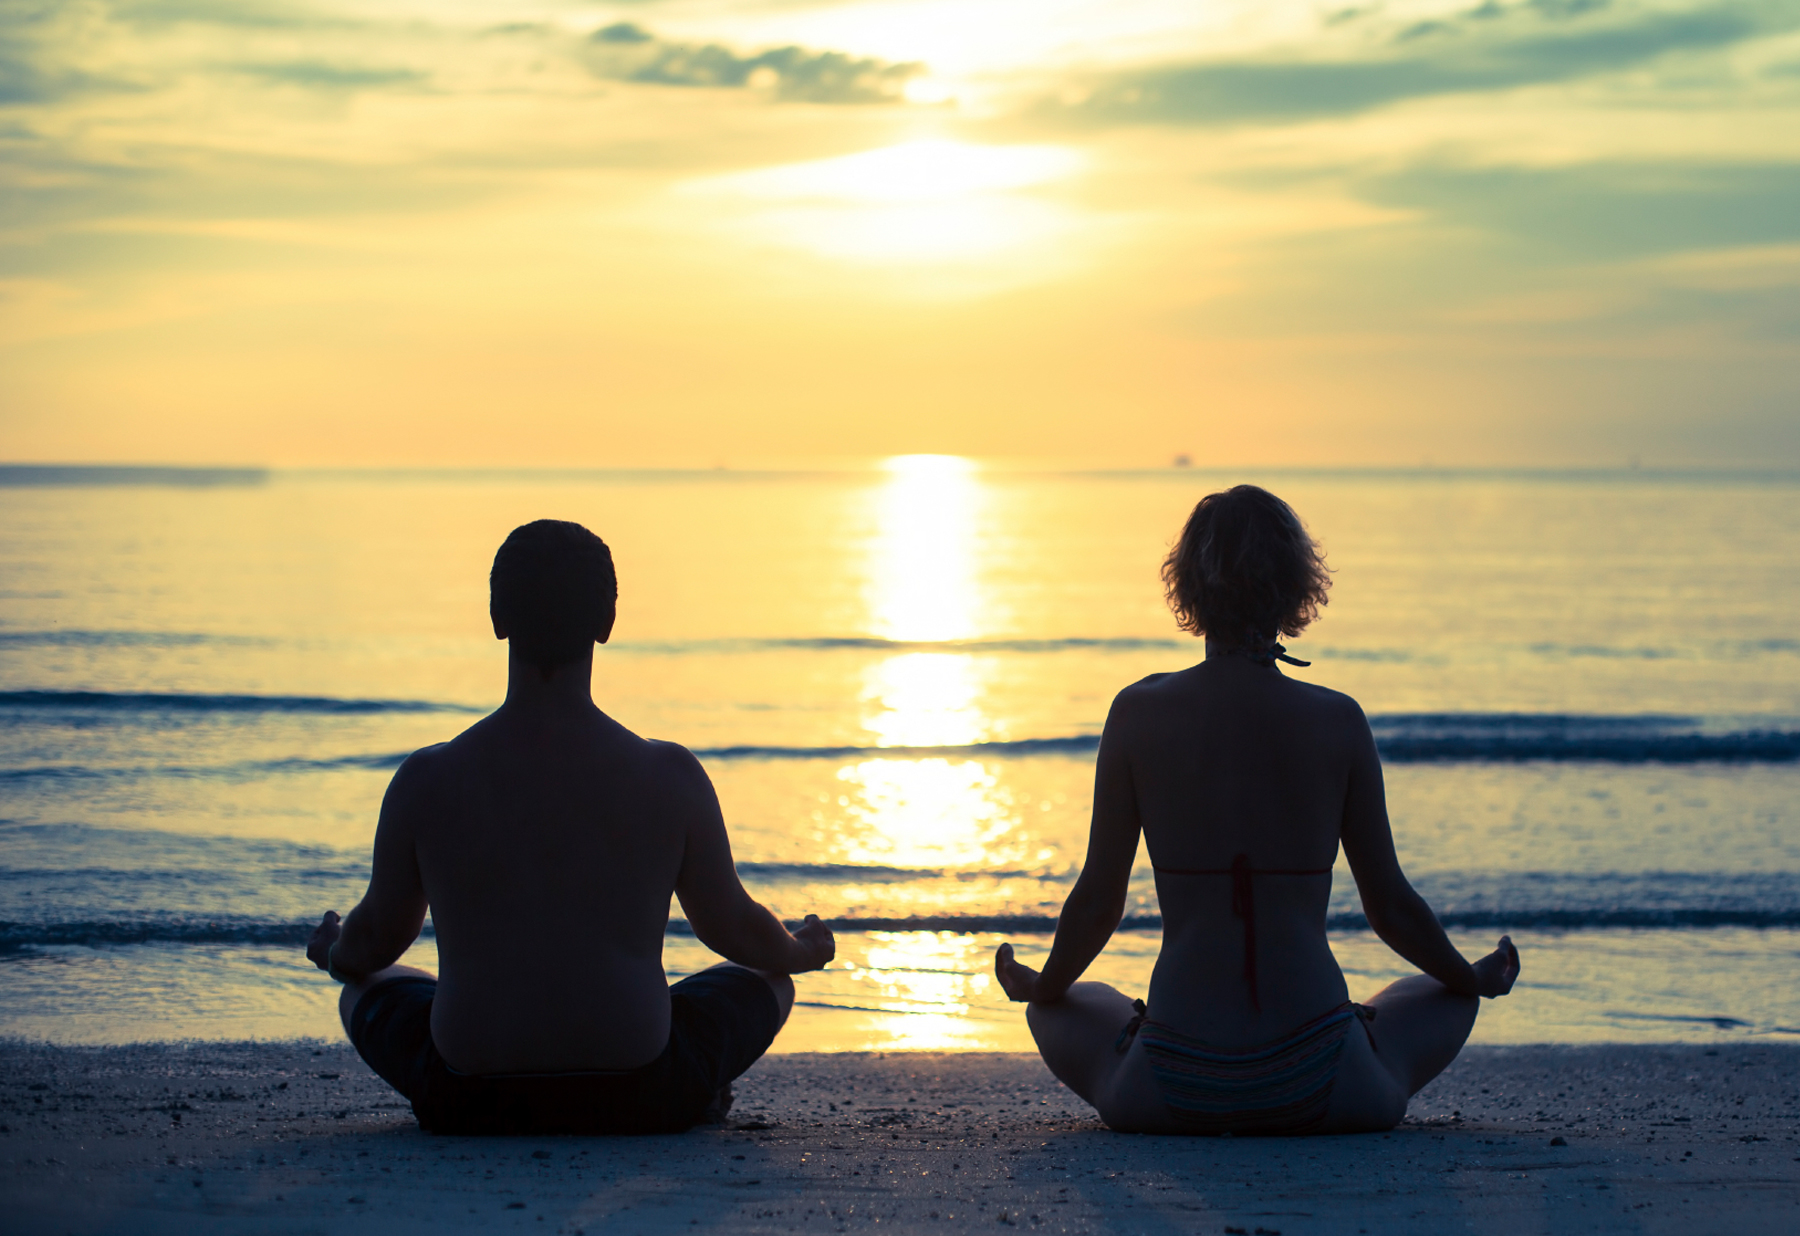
[5,461,1800,485]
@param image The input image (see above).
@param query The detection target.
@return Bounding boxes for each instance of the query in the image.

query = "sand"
[3,1042,1797,1234]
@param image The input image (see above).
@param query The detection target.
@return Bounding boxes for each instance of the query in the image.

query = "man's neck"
[500,652,599,714]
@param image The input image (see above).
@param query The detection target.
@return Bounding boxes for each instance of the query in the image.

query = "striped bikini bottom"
[1133,1002,1363,1136]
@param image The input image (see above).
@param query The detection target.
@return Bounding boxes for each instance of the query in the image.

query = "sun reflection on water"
[823,455,1028,908]
[862,652,985,748]
[836,757,1013,870]
[868,453,982,645]
[823,931,1014,1052]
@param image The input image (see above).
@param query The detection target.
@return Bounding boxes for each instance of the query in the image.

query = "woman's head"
[1161,485,1330,646]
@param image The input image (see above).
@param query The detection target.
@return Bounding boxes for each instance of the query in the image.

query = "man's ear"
[490,602,508,641]
[596,605,617,646]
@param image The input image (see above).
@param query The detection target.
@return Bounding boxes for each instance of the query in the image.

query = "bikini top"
[1151,852,1332,1011]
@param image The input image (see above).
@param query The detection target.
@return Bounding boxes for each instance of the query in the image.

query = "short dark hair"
[489,520,617,675]
[1161,485,1330,645]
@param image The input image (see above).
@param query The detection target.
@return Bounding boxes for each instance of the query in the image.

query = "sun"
[680,140,1088,268]
[723,140,1082,204]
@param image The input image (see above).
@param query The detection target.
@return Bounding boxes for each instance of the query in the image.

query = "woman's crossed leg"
[1022,972,1486,1135]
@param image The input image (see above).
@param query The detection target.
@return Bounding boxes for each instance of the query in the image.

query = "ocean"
[2,463,1797,1051]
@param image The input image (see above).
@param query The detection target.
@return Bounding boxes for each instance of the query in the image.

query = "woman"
[995,485,1518,1135]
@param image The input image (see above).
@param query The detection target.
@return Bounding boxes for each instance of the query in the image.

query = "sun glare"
[828,454,1025,899]
[682,140,1087,268]
[843,932,1007,1051]
[724,140,1081,203]
[868,454,983,644]
[773,933,1030,1054]
[835,757,1011,870]
[863,652,985,748]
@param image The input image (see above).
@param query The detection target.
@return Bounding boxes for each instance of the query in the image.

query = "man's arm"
[1340,709,1518,997]
[306,750,434,982]
[670,747,833,974]
[996,691,1142,1003]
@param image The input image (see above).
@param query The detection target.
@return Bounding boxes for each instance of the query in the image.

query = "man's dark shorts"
[347,968,783,1135]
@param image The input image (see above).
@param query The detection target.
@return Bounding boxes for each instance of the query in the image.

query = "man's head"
[489,520,618,677]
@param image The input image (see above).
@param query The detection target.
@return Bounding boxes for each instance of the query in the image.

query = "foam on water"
[4,930,1795,1050]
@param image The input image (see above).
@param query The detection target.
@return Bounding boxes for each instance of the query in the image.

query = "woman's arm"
[1341,708,1518,998]
[996,696,1142,1003]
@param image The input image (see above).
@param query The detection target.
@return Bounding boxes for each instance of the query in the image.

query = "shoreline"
[4,1042,1796,1234]
[10,927,1800,1050]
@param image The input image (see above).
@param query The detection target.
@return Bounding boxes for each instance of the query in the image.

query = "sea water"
[1,464,1796,1050]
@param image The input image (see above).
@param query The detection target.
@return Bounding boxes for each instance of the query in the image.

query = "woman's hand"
[306,910,342,972]
[995,942,1050,1003]
[1469,935,1520,998]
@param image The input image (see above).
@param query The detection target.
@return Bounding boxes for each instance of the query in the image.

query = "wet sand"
[3,1043,1797,1234]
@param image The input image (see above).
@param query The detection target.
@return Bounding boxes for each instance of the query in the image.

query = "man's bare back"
[390,692,793,1072]
[306,520,831,1131]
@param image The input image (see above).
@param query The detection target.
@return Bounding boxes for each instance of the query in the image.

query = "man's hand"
[995,942,1049,1003]
[306,911,342,972]
[1469,934,1520,998]
[790,914,835,972]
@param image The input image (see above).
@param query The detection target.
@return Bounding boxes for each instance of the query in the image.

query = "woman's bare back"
[1117,654,1366,1045]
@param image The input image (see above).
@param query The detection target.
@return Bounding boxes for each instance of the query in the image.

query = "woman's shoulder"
[1283,676,1371,720]
[1112,668,1187,704]
[1102,671,1178,727]
[1287,676,1365,711]
[1121,669,1178,692]
[1109,666,1369,728]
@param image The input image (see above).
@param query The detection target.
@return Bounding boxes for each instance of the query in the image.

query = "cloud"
[230,61,426,90]
[0,3,139,105]
[593,22,654,46]
[584,24,922,104]
[1053,3,1776,126]
[110,0,346,29]
[1360,161,1800,261]
[0,51,70,105]
[1410,0,1616,34]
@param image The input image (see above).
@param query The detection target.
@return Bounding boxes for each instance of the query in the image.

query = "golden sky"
[2,0,1798,466]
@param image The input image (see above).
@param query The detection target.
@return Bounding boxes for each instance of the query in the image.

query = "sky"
[1,0,1797,467]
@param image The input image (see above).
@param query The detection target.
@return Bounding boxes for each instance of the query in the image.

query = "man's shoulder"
[592,734,716,818]
[633,736,710,782]
[385,740,454,791]
[572,717,711,786]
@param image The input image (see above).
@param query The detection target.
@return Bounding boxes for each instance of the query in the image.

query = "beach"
[4,1042,1797,1234]
[4,471,1798,1233]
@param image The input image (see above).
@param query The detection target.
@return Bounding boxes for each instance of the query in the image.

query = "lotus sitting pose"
[996,485,1518,1135]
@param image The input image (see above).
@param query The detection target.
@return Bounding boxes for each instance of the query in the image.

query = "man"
[307,519,833,1134]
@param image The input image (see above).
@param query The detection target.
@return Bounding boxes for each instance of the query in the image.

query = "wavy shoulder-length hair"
[1160,485,1331,645]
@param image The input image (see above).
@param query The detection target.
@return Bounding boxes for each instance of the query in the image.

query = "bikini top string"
[1237,640,1310,668]
[1151,853,1334,1011]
